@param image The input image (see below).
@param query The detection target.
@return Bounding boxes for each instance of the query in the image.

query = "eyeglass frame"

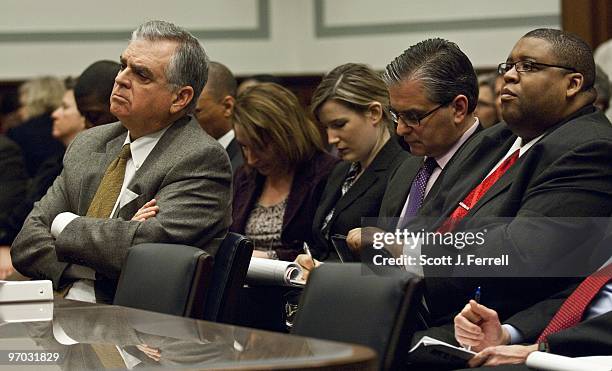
[497,60,578,75]
[389,102,450,127]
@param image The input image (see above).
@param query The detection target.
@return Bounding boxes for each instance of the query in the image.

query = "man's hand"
[294,254,321,281]
[346,227,384,255]
[131,199,159,222]
[454,300,510,352]
[468,344,538,368]
[0,246,15,279]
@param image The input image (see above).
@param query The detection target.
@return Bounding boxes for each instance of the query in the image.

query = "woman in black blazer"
[309,63,409,260]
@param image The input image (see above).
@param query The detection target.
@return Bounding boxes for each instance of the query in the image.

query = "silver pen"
[303,241,315,268]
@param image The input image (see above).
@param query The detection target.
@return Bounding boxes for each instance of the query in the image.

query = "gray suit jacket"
[11,115,232,290]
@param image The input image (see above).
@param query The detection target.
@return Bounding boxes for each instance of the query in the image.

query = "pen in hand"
[303,242,316,268]
[466,286,482,352]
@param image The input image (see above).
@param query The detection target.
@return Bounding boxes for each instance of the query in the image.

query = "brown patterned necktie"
[86,144,132,218]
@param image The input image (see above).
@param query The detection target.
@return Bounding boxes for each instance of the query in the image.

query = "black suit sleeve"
[547,311,612,357]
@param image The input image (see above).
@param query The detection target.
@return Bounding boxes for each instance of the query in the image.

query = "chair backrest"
[291,263,423,371]
[203,232,254,323]
[113,243,214,319]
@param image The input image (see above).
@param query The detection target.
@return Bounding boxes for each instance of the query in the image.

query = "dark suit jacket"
[12,116,232,296]
[379,123,483,221]
[7,113,65,177]
[226,138,244,173]
[311,139,409,258]
[419,106,612,325]
[0,153,62,245]
[0,135,28,236]
[231,151,339,261]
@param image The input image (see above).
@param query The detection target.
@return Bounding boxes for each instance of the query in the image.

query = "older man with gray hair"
[12,20,232,304]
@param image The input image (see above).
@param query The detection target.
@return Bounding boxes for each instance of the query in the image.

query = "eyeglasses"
[389,103,448,127]
[497,61,578,75]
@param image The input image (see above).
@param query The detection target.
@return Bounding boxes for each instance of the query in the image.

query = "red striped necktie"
[537,264,612,343]
[438,149,520,233]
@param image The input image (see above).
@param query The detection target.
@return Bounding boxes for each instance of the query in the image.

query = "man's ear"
[451,95,469,124]
[222,95,235,118]
[566,73,585,98]
[170,86,194,114]
[366,102,383,126]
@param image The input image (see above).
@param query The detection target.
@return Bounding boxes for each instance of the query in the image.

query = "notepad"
[331,234,357,262]
[246,257,305,287]
[408,336,475,365]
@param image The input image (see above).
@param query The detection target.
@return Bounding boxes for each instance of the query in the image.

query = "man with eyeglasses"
[406,29,612,369]
[344,38,481,258]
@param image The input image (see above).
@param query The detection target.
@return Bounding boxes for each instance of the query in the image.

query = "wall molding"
[0,0,270,43]
[314,0,559,38]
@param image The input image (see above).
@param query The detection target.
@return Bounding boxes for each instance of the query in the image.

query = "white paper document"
[246,257,305,287]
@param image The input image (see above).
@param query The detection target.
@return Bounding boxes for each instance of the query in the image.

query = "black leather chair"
[291,263,423,371]
[203,232,253,323]
[113,243,214,319]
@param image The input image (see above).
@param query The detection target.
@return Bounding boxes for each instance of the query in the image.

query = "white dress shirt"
[217,129,235,149]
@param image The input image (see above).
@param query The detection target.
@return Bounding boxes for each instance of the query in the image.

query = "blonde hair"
[233,83,325,171]
[19,76,64,120]
[311,63,391,126]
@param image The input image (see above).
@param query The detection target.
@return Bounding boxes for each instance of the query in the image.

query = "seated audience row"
[1,19,610,370]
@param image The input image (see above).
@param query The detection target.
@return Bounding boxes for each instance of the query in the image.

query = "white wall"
[0,0,560,79]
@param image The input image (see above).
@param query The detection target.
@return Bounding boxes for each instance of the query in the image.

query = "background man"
[11,20,232,303]
[475,73,500,127]
[194,61,243,171]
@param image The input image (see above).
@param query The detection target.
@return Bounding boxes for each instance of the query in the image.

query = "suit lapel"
[432,129,515,224]
[468,155,523,215]
[331,140,402,221]
[312,163,346,231]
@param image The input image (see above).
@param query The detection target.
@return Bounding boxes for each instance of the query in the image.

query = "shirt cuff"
[51,212,79,238]
[502,324,524,344]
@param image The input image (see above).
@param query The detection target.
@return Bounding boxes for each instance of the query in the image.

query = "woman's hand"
[294,254,321,281]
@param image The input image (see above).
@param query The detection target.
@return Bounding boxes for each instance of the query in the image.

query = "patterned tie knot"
[423,157,438,175]
[118,144,132,160]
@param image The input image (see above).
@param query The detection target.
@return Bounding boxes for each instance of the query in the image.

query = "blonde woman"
[7,76,65,176]
[230,83,338,261]
[309,63,409,260]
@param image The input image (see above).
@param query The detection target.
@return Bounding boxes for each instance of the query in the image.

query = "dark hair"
[74,60,119,107]
[64,76,77,91]
[132,20,209,113]
[383,38,478,113]
[74,60,120,126]
[523,28,595,90]
[206,61,237,99]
